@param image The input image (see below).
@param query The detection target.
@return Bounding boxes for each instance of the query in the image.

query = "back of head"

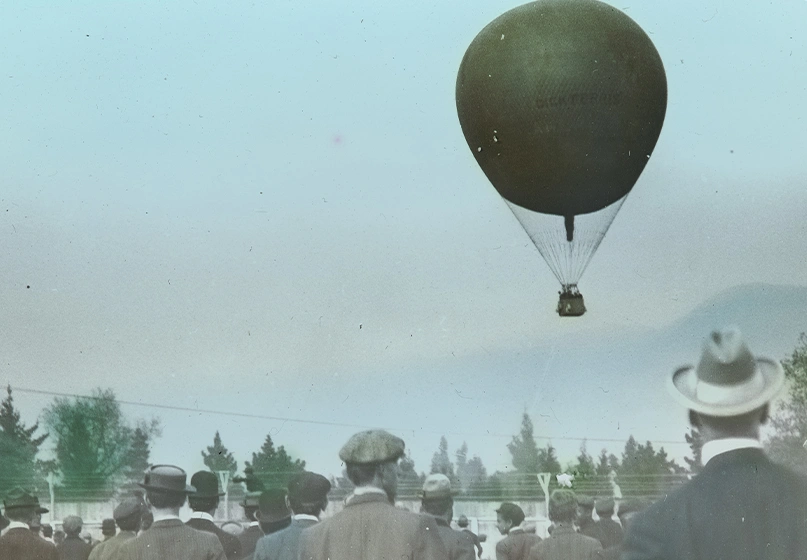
[102,518,116,536]
[594,497,615,517]
[188,471,222,512]
[114,498,144,532]
[257,488,292,532]
[62,515,83,536]
[496,502,525,527]
[287,472,332,516]
[457,514,469,528]
[42,524,53,538]
[420,474,454,517]
[548,490,577,523]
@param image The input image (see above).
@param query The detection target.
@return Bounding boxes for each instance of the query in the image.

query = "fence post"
[536,472,551,518]
[216,471,231,520]
[46,472,56,523]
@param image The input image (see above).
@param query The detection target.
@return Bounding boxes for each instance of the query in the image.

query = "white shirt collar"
[189,512,215,522]
[7,521,30,530]
[293,514,319,522]
[509,526,524,534]
[152,513,182,522]
[701,437,762,466]
[351,487,387,496]
[249,521,260,528]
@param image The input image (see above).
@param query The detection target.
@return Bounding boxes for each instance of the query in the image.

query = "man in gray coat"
[253,471,330,560]
[419,474,475,560]
[118,465,225,560]
[298,429,448,560]
[622,327,807,560]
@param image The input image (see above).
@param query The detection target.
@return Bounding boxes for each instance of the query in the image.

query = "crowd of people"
[2,327,807,560]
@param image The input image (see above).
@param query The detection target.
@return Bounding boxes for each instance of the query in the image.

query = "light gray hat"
[668,327,784,416]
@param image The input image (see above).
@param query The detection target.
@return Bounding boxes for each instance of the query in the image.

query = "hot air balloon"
[456,0,667,316]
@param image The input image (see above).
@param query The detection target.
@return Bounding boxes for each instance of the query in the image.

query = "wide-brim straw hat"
[137,465,196,494]
[668,327,784,417]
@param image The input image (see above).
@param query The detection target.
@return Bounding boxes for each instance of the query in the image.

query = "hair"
[548,490,578,523]
[689,404,769,438]
[42,524,53,538]
[188,496,219,513]
[457,515,469,528]
[116,512,142,532]
[146,490,186,510]
[421,497,453,517]
[62,515,83,536]
[259,516,292,535]
[498,507,525,527]
[288,498,326,517]
[345,463,381,486]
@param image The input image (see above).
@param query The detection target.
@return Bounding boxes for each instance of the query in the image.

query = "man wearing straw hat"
[298,429,447,560]
[622,327,807,560]
[0,488,58,560]
[118,464,226,560]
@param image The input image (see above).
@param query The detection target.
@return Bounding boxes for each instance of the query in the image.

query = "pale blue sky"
[2,0,806,479]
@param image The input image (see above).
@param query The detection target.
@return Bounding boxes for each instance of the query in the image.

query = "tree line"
[2,332,807,501]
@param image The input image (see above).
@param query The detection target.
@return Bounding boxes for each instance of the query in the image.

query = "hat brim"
[669,357,784,416]
[137,482,196,494]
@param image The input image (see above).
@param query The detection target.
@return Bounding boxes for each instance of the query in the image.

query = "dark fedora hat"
[189,471,224,498]
[137,465,196,494]
[669,327,784,416]
[257,488,292,523]
[3,488,49,513]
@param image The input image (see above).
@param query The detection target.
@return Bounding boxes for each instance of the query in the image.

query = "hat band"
[695,366,765,405]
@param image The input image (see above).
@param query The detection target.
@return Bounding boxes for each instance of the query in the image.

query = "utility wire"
[11,386,689,446]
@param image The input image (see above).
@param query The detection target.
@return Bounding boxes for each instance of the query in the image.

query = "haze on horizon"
[2,0,806,480]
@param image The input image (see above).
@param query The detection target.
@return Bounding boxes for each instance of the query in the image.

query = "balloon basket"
[557,291,586,317]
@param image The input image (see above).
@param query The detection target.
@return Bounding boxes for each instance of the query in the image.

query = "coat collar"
[701,446,767,472]
[701,438,762,466]
[151,518,185,528]
[345,492,391,507]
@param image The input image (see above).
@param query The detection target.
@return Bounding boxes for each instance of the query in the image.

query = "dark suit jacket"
[622,448,807,560]
[434,518,476,560]
[118,518,225,560]
[253,517,317,560]
[527,525,601,560]
[460,528,483,558]
[237,525,263,559]
[495,528,542,560]
[187,517,242,560]
[590,518,622,549]
[57,535,93,560]
[0,527,59,560]
[298,491,447,560]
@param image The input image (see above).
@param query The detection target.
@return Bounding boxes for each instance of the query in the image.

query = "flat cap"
[62,515,83,535]
[595,497,615,514]
[338,430,405,464]
[113,498,143,521]
[617,498,647,517]
[287,472,331,505]
[577,494,594,508]
[420,474,454,500]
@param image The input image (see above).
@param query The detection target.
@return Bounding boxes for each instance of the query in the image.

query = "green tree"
[766,333,807,474]
[397,451,422,497]
[0,386,50,497]
[537,443,561,474]
[507,413,540,473]
[573,441,596,478]
[684,427,704,473]
[430,436,455,478]
[202,431,238,475]
[45,389,155,499]
[246,434,306,488]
